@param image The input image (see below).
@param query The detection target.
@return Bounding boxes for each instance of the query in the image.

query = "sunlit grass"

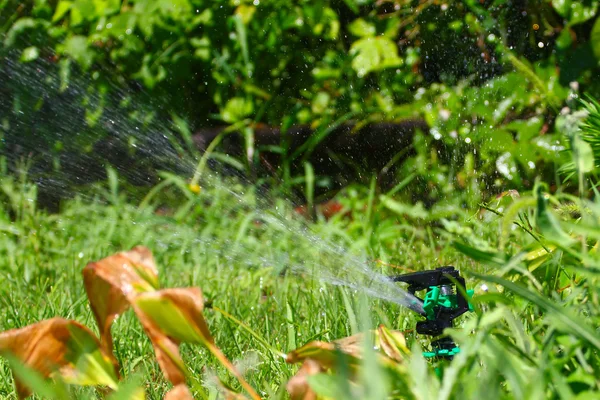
[0,169,598,399]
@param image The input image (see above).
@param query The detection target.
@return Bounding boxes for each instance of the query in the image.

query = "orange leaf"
[286,359,322,400]
[0,318,119,399]
[82,246,159,356]
[377,325,409,362]
[84,247,259,399]
[132,288,209,385]
[134,288,213,346]
[165,384,194,400]
[285,332,365,368]
[285,327,409,399]
[133,288,261,400]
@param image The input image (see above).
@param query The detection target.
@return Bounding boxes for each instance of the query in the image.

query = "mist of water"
[0,58,425,315]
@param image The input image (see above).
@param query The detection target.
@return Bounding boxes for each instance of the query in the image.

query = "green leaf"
[379,195,428,219]
[93,0,121,16]
[233,14,252,78]
[340,288,358,335]
[52,1,72,22]
[481,130,514,153]
[556,28,573,49]
[348,18,375,37]
[552,0,597,25]
[592,17,600,60]
[552,0,570,17]
[307,373,350,399]
[59,58,71,92]
[407,342,439,399]
[190,36,210,48]
[311,92,330,115]
[101,12,137,39]
[572,134,595,173]
[134,55,166,88]
[222,97,253,123]
[383,17,401,39]
[20,47,39,63]
[191,8,213,26]
[495,152,520,182]
[312,67,342,80]
[350,37,402,77]
[535,184,576,246]
[573,392,600,400]
[473,273,600,351]
[235,4,255,24]
[71,0,95,25]
[352,38,379,76]
[304,161,314,212]
[106,376,146,400]
[158,0,191,15]
[506,117,543,142]
[286,302,296,352]
[62,323,120,388]
[170,113,194,154]
[342,0,359,14]
[569,1,597,25]
[453,241,510,267]
[133,289,213,347]
[62,35,94,70]
[5,18,47,47]
[358,299,390,400]
[5,355,65,400]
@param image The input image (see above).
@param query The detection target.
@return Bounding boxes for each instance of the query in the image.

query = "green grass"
[0,168,599,399]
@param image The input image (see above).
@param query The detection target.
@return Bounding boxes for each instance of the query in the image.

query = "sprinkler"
[390,266,474,360]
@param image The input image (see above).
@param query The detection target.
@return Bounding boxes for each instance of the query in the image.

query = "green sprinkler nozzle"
[390,266,474,360]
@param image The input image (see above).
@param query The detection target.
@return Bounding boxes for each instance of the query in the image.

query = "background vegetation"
[0,0,600,399]
[1,0,600,203]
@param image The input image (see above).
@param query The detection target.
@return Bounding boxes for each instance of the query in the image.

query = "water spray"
[390,266,474,360]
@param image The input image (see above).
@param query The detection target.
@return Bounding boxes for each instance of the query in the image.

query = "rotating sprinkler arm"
[390,266,474,359]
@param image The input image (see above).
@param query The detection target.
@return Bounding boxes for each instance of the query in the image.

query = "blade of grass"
[212,306,286,359]
[472,272,600,350]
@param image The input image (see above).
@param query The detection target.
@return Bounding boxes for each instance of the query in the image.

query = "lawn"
[0,165,598,399]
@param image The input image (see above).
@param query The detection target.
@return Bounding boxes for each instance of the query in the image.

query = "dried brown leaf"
[285,332,365,368]
[377,325,409,362]
[133,288,261,400]
[83,247,259,399]
[164,384,194,400]
[0,318,118,399]
[83,246,159,356]
[286,359,322,400]
[285,327,409,399]
[132,288,208,385]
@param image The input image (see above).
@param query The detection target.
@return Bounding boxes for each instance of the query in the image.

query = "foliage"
[1,0,600,203]
[0,246,259,399]
[0,318,121,398]
[1,0,600,399]
[576,96,600,172]
[0,136,599,398]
